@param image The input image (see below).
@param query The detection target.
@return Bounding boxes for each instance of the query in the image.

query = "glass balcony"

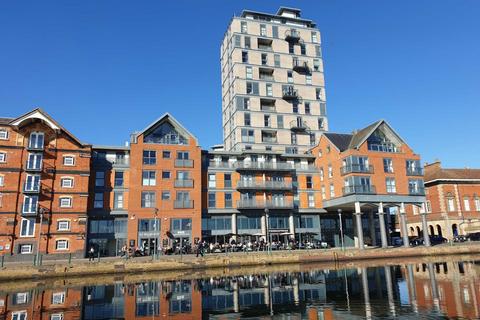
[237,199,293,209]
[236,180,293,190]
[409,187,425,196]
[343,185,376,195]
[290,120,309,132]
[406,167,424,176]
[340,164,374,175]
[174,200,194,209]
[174,179,193,188]
[174,159,194,168]
[235,161,295,172]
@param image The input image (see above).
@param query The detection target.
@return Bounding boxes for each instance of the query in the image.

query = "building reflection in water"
[0,260,478,319]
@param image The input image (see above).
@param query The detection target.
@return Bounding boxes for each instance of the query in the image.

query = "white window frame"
[208,173,216,188]
[15,292,28,304]
[330,184,335,198]
[0,174,4,186]
[29,132,44,149]
[0,193,3,208]
[52,291,66,304]
[50,313,64,320]
[59,197,72,208]
[464,198,471,211]
[0,152,6,163]
[11,311,27,320]
[63,155,75,166]
[57,220,70,231]
[447,198,455,212]
[22,195,38,214]
[55,240,69,251]
[307,193,315,208]
[0,128,8,140]
[386,177,397,193]
[25,174,40,192]
[475,198,480,211]
[61,177,74,188]
[20,218,35,237]
[142,170,156,186]
[19,244,32,254]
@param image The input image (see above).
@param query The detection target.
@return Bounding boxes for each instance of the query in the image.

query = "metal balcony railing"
[174,200,194,209]
[21,203,38,217]
[409,187,425,196]
[235,162,295,171]
[174,159,194,168]
[406,167,424,176]
[174,179,193,188]
[285,29,301,42]
[208,161,236,169]
[23,183,41,193]
[343,185,376,195]
[282,87,299,100]
[236,180,293,190]
[340,164,374,175]
[237,199,294,209]
[290,120,309,131]
[292,58,310,73]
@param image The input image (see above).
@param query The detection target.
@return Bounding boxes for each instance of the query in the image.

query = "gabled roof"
[7,108,88,146]
[0,117,13,124]
[136,112,198,144]
[320,120,407,152]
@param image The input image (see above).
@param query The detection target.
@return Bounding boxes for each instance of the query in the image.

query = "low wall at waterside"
[1,243,479,282]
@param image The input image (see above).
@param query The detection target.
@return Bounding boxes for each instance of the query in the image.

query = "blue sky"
[0,1,479,167]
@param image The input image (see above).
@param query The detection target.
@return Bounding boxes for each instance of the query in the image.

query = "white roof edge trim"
[10,111,60,130]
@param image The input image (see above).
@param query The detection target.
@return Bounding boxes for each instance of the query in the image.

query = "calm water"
[1,257,479,319]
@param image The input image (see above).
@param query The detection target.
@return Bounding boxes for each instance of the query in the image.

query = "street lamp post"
[36,207,45,266]
[154,208,159,260]
[338,209,345,251]
[265,208,270,253]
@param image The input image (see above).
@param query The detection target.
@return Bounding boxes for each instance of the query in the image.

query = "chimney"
[425,159,441,170]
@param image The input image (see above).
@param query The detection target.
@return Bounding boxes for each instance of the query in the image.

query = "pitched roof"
[136,112,198,144]
[323,133,353,151]
[348,120,383,149]
[0,117,13,124]
[425,162,480,182]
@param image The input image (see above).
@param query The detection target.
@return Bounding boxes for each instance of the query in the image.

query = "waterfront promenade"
[1,242,480,282]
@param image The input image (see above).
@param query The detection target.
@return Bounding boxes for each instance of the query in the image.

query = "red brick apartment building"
[0,109,91,260]
[311,120,429,248]
[406,161,480,239]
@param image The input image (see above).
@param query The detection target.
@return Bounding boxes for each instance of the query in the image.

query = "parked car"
[466,232,480,241]
[411,235,447,246]
[453,235,467,242]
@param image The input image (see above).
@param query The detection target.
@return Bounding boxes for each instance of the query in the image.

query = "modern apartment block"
[221,7,327,154]
[406,161,480,239]
[312,120,428,248]
[0,109,91,259]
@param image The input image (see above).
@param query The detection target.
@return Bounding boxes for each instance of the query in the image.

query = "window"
[177,151,189,160]
[162,171,171,179]
[261,53,267,65]
[143,150,156,165]
[383,158,394,173]
[408,179,424,195]
[20,218,35,237]
[25,174,40,192]
[287,71,293,83]
[26,153,42,169]
[464,197,471,211]
[114,171,124,187]
[320,168,324,181]
[289,43,294,54]
[244,36,251,48]
[236,96,250,110]
[242,51,248,63]
[386,178,396,193]
[161,191,170,200]
[29,132,44,149]
[19,244,32,254]
[114,192,124,209]
[224,174,232,188]
[313,59,320,71]
[95,171,105,187]
[50,313,64,320]
[208,193,216,208]
[266,83,273,96]
[63,156,74,166]
[291,132,297,144]
[141,192,156,208]
[234,35,241,47]
[171,218,192,231]
[277,115,284,128]
[12,311,27,320]
[241,129,255,143]
[57,220,70,231]
[208,173,216,188]
[306,74,312,85]
[306,176,313,189]
[328,165,333,178]
[0,128,7,140]
[0,152,5,163]
[321,186,326,199]
[315,45,322,57]
[15,292,28,304]
[311,32,318,43]
[293,103,298,113]
[320,103,326,116]
[244,113,251,126]
[300,43,306,55]
[240,21,247,33]
[316,88,322,100]
[475,197,480,211]
[304,102,311,114]
[52,292,65,304]
[61,177,73,188]
[426,201,432,213]
[225,193,232,208]
[246,66,253,79]
[55,240,69,251]
[142,170,156,186]
[308,193,315,208]
[94,193,103,208]
[264,115,270,127]
[274,54,280,67]
[272,26,278,38]
[162,151,171,158]
[318,118,324,130]
[22,195,38,213]
[330,184,335,197]
[59,197,72,208]
[246,81,259,95]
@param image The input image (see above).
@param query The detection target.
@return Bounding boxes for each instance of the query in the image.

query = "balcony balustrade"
[289,120,309,132]
[406,167,424,176]
[409,187,425,196]
[174,159,194,168]
[235,161,295,172]
[174,179,193,188]
[237,199,294,209]
[174,200,194,209]
[292,58,310,73]
[343,185,376,195]
[340,164,374,175]
[208,161,236,169]
[236,180,293,190]
[285,29,301,42]
[282,87,299,101]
